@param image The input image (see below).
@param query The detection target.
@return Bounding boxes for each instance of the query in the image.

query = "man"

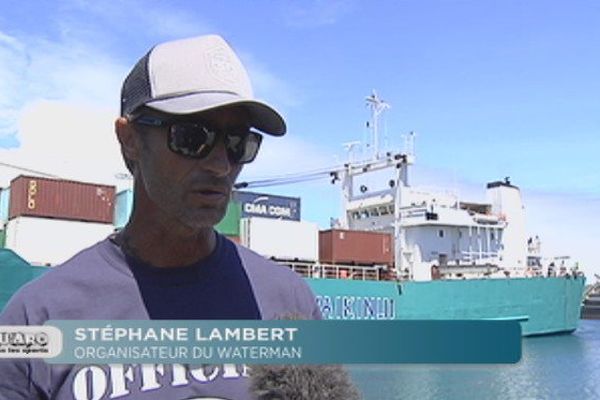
[0,35,320,400]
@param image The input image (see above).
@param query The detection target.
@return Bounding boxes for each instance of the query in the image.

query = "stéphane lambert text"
[74,326,298,343]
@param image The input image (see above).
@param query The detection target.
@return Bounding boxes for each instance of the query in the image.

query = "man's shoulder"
[24,238,124,287]
[230,241,321,320]
[0,238,141,323]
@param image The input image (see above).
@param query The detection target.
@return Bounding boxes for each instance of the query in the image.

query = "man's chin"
[181,207,227,231]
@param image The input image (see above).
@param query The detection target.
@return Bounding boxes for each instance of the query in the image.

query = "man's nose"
[200,139,232,176]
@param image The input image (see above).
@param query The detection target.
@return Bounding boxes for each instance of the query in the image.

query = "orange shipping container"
[226,235,241,244]
[319,229,393,266]
[9,175,115,224]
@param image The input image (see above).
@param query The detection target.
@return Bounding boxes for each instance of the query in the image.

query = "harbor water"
[348,319,600,399]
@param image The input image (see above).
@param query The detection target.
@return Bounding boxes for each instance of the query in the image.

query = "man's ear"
[115,117,141,168]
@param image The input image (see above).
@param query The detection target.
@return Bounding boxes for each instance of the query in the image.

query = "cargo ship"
[232,92,586,336]
[0,93,586,336]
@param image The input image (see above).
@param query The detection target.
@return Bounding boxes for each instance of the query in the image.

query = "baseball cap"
[120,35,286,136]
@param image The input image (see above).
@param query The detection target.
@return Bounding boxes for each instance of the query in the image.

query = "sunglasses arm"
[131,115,169,127]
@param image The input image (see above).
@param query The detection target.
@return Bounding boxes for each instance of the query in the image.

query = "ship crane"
[235,92,417,278]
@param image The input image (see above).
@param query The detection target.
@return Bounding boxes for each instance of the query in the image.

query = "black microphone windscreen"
[250,364,362,400]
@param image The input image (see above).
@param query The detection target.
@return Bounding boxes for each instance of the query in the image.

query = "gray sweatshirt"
[0,237,320,400]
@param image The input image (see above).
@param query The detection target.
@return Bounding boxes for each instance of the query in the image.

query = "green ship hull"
[306,276,586,336]
[0,249,585,336]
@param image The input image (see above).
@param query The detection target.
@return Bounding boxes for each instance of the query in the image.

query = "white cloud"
[141,8,212,39]
[238,51,304,113]
[0,0,210,188]
[0,26,130,190]
[26,38,125,108]
[63,0,213,40]
[0,100,127,190]
[0,26,128,133]
[280,0,356,28]
[0,33,29,139]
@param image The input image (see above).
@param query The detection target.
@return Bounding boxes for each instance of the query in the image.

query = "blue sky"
[0,0,598,276]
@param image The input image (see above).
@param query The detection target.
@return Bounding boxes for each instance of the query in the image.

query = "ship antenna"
[365,90,390,160]
[342,141,361,163]
[403,131,415,157]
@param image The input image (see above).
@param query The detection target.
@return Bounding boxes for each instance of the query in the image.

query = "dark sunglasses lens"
[168,124,214,157]
[165,122,261,163]
[229,132,262,164]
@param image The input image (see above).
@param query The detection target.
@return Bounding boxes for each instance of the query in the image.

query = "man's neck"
[117,211,217,268]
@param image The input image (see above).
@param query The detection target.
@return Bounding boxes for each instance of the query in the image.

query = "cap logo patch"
[207,45,236,84]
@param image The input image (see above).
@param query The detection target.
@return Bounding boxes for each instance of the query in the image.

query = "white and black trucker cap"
[120,35,286,136]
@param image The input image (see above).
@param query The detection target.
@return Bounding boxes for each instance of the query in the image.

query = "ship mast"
[339,92,415,278]
[365,91,390,160]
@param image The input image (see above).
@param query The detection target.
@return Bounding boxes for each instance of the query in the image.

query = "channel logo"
[0,326,62,358]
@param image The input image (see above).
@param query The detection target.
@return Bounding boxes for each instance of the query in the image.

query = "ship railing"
[274,260,383,281]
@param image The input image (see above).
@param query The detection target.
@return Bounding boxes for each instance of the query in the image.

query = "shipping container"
[240,217,318,261]
[114,189,133,229]
[215,201,242,236]
[0,188,9,222]
[319,229,393,266]
[234,191,301,221]
[225,235,240,244]
[9,175,115,224]
[5,216,115,266]
[0,229,5,248]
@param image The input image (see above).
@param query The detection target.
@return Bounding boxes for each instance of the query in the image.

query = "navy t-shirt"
[125,233,261,320]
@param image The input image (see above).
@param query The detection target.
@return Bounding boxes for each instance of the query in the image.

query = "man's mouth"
[190,187,229,201]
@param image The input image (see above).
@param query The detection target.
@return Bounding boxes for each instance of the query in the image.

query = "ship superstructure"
[337,93,528,281]
[238,92,585,335]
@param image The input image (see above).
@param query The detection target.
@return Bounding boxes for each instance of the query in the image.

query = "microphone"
[249,364,361,400]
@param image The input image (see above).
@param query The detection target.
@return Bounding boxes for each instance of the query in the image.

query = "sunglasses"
[132,115,262,164]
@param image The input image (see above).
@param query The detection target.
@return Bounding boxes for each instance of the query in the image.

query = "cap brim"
[144,92,286,136]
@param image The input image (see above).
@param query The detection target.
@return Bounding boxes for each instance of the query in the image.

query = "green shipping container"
[215,201,241,236]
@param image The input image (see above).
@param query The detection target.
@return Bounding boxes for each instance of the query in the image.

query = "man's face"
[132,106,250,231]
